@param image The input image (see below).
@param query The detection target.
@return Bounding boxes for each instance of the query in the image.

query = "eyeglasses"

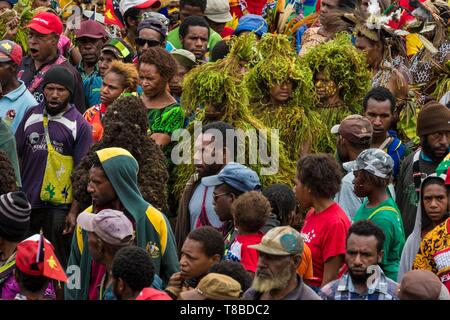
[135,38,162,48]
[212,192,232,201]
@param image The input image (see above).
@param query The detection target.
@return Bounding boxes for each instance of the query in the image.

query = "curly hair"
[139,46,177,82]
[106,61,139,92]
[296,154,343,199]
[209,260,253,292]
[231,191,271,233]
[71,96,169,212]
[303,33,371,113]
[186,226,224,257]
[347,219,385,252]
[112,246,155,292]
[262,184,296,226]
[0,150,17,194]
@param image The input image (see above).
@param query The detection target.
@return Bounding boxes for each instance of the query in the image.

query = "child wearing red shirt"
[226,191,272,274]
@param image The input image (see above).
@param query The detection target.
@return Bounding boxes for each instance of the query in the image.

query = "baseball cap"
[234,14,268,37]
[16,234,68,282]
[137,18,168,38]
[202,162,261,192]
[171,49,196,69]
[399,270,450,300]
[354,148,394,179]
[249,226,304,256]
[119,0,161,16]
[26,12,63,35]
[75,20,107,39]
[205,0,232,23]
[179,273,242,300]
[77,209,135,246]
[102,38,135,63]
[0,40,23,66]
[331,114,373,145]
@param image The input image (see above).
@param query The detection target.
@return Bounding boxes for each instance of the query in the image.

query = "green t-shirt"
[353,196,405,281]
[167,26,222,55]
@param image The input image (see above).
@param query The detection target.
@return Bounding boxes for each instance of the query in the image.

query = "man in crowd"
[169,49,197,102]
[179,16,210,62]
[165,226,224,299]
[362,86,408,178]
[204,0,233,37]
[167,0,222,54]
[112,246,172,300]
[243,226,321,300]
[0,191,31,300]
[75,20,108,108]
[65,147,179,300]
[15,65,92,268]
[98,39,135,78]
[136,18,168,58]
[320,220,399,300]
[396,102,450,237]
[204,162,261,252]
[19,12,85,113]
[120,0,162,49]
[175,121,235,255]
[333,115,374,219]
[0,40,37,134]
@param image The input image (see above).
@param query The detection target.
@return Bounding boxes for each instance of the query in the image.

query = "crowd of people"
[1,0,450,301]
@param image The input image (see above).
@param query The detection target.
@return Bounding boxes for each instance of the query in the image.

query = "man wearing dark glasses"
[136,18,168,57]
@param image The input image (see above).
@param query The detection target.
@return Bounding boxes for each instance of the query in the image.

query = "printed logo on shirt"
[302,230,316,244]
[27,132,64,153]
[146,241,160,259]
[225,241,242,263]
[34,92,44,104]
[5,109,16,122]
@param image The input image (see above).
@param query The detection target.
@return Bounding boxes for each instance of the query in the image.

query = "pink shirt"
[301,202,350,287]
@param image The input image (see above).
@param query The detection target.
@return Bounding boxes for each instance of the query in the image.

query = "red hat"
[16,233,68,282]
[0,40,23,65]
[75,20,107,39]
[26,12,63,35]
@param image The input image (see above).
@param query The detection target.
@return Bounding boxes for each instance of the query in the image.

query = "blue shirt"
[0,81,37,133]
[319,267,399,300]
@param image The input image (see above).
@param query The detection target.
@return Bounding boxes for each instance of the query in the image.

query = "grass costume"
[302,33,372,152]
[246,33,326,157]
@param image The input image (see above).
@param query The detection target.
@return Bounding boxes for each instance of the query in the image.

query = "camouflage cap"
[354,148,394,179]
[248,226,304,256]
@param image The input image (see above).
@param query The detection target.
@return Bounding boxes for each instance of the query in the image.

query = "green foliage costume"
[173,38,296,200]
[302,33,372,152]
[245,33,327,158]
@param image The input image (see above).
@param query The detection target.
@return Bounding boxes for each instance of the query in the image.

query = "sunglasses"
[135,38,162,47]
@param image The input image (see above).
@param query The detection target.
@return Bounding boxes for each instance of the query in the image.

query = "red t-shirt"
[301,202,351,288]
[226,232,264,272]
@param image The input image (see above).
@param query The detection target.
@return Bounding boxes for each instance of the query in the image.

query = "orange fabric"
[297,243,314,280]
[83,105,104,142]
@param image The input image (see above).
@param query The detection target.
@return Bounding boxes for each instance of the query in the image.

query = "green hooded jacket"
[64,147,179,300]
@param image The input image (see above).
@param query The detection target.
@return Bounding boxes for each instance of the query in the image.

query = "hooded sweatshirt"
[398,174,450,282]
[64,147,179,300]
